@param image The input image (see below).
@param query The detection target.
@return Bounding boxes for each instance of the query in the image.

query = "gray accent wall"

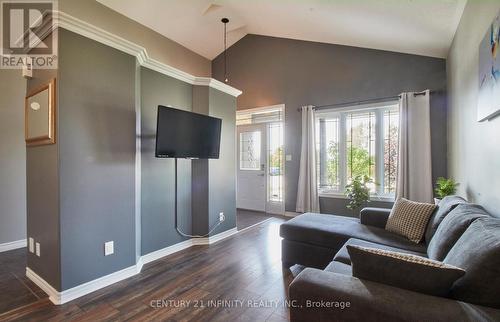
[26,67,60,290]
[58,30,136,290]
[0,70,27,245]
[208,88,237,234]
[140,67,193,254]
[447,1,500,217]
[191,87,237,236]
[212,34,448,215]
[24,29,237,291]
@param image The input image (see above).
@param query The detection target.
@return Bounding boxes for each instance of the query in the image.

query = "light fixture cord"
[224,21,227,82]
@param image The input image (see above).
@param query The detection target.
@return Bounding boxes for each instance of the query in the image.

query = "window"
[268,122,283,202]
[239,131,261,170]
[316,102,399,198]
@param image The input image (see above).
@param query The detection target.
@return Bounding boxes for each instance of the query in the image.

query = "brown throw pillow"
[347,245,465,297]
[385,198,436,243]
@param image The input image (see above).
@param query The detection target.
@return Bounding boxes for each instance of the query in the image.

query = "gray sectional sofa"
[280,196,500,322]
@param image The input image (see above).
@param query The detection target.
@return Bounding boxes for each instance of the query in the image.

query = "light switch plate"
[104,241,114,256]
[29,238,34,253]
[35,242,40,257]
[286,154,292,161]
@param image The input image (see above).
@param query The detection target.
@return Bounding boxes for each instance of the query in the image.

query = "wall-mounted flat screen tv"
[155,105,222,159]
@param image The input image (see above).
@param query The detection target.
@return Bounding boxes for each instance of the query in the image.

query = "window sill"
[318,192,395,203]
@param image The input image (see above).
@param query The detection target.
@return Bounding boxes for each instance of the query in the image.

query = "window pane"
[316,117,340,191]
[268,123,283,201]
[384,109,399,194]
[346,112,376,191]
[240,131,261,170]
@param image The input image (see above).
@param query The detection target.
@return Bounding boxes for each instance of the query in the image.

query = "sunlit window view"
[317,118,340,191]
[346,111,376,191]
[384,109,399,194]
[268,123,283,202]
[316,104,399,197]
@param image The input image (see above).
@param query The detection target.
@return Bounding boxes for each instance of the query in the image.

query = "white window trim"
[316,101,399,202]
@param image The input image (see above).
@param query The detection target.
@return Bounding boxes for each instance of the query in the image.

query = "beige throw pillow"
[385,198,437,243]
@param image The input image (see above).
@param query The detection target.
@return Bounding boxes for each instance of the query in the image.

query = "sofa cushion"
[427,204,489,261]
[333,238,426,265]
[444,218,500,308]
[424,195,467,244]
[279,213,427,253]
[324,261,352,276]
[385,198,437,243]
[348,245,465,297]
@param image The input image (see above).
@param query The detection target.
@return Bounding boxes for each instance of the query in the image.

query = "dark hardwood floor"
[0,248,47,315]
[0,217,304,321]
[236,209,274,230]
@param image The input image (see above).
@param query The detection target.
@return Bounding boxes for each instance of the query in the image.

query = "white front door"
[237,124,266,212]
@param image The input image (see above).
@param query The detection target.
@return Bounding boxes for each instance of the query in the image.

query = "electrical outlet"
[29,238,34,253]
[35,242,40,257]
[104,241,114,256]
[219,212,225,222]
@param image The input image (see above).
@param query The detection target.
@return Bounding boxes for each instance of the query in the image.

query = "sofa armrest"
[359,207,391,228]
[289,268,500,322]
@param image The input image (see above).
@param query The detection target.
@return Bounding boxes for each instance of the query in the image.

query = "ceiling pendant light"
[221,17,229,83]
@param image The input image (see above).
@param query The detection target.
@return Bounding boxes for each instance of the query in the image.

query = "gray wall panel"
[26,66,60,290]
[212,35,447,214]
[447,1,500,217]
[208,88,237,234]
[58,30,136,290]
[0,70,27,244]
[140,67,193,255]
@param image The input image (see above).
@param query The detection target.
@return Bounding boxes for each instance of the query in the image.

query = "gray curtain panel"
[396,91,433,203]
[296,105,320,213]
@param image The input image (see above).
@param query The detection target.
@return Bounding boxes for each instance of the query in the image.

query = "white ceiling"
[97,0,467,60]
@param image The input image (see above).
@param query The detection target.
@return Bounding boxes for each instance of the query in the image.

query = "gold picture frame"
[25,78,56,146]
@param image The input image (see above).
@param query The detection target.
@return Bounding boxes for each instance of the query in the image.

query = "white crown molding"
[0,239,27,253]
[27,227,239,305]
[29,11,241,97]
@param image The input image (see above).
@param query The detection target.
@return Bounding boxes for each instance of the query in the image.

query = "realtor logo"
[1,0,57,69]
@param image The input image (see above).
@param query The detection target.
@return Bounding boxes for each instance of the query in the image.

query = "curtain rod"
[298,90,432,111]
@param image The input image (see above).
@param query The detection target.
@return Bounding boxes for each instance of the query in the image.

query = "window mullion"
[339,113,347,193]
[375,109,385,195]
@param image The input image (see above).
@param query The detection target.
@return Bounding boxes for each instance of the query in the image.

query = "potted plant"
[345,175,372,217]
[434,177,459,205]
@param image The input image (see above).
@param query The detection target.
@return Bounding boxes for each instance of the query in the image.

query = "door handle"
[257,173,265,176]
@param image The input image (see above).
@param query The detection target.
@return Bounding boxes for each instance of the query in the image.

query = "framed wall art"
[25,78,56,146]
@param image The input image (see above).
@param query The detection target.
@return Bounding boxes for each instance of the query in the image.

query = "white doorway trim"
[236,104,285,215]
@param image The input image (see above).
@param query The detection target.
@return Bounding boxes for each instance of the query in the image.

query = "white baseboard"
[192,227,238,245]
[140,238,194,265]
[26,268,60,304]
[26,227,239,305]
[26,265,139,305]
[284,211,301,217]
[0,239,27,253]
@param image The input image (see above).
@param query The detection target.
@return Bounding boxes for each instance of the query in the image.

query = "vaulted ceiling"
[97,0,467,59]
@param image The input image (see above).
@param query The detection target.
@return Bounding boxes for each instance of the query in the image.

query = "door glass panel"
[240,131,261,170]
[268,123,283,202]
